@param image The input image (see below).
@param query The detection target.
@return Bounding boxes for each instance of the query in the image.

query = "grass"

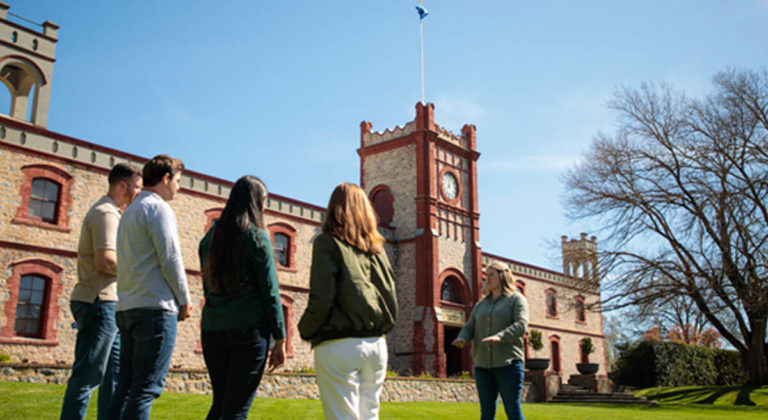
[637,385,768,407]
[1,381,767,419]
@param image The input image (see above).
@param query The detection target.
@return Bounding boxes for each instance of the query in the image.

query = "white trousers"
[314,336,388,420]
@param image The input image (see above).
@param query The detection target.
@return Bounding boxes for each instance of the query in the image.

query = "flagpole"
[419,3,425,104]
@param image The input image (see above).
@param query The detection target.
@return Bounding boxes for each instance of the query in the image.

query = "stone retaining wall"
[0,363,534,402]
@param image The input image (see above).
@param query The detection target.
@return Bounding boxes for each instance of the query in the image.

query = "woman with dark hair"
[198,175,286,420]
[452,261,529,420]
[298,182,398,420]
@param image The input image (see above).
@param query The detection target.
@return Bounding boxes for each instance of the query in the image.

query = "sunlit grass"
[1,381,767,419]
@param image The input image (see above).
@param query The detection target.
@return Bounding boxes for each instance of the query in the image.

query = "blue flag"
[416,5,429,20]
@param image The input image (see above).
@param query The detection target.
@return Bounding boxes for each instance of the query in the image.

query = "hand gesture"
[481,335,501,346]
[451,338,466,348]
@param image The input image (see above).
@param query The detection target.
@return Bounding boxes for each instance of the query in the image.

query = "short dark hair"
[142,154,185,187]
[108,162,141,185]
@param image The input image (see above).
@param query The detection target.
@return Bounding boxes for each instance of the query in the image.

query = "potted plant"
[576,337,599,374]
[524,329,550,371]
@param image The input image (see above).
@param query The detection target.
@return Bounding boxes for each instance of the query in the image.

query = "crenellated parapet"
[360,120,417,148]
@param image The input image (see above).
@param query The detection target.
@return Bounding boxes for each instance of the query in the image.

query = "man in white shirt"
[60,163,142,420]
[107,154,191,420]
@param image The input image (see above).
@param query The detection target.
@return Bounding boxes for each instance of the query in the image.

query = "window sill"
[277,266,298,273]
[12,216,71,232]
[0,336,59,346]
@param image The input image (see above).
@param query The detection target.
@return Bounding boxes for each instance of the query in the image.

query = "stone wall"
[0,363,535,403]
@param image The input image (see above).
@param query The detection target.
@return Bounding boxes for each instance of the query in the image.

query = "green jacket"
[457,292,529,368]
[298,233,398,346]
[198,225,286,339]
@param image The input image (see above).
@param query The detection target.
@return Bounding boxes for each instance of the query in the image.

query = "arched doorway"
[438,271,470,377]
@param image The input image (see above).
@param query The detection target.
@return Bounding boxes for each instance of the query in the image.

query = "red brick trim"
[0,259,63,345]
[13,164,73,232]
[195,298,205,354]
[437,268,471,306]
[280,294,294,358]
[0,240,77,258]
[515,280,526,296]
[268,223,297,272]
[0,18,59,43]
[203,208,223,233]
[278,284,310,293]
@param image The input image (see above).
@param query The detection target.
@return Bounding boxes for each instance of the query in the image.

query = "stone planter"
[525,358,550,371]
[576,362,599,374]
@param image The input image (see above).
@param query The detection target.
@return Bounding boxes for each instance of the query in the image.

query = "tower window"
[441,278,461,303]
[370,185,394,227]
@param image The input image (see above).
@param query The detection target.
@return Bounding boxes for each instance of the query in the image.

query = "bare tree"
[563,68,768,384]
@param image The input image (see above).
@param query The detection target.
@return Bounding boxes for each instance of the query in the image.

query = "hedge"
[609,340,747,387]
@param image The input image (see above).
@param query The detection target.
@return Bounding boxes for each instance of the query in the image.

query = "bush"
[609,340,747,387]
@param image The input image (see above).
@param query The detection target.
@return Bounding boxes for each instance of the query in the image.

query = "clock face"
[441,172,458,200]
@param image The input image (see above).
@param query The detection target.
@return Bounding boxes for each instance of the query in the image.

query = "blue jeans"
[202,327,269,420]
[474,360,525,420]
[60,299,120,420]
[107,309,177,420]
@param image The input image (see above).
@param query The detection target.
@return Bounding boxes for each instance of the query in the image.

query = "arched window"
[203,208,223,233]
[441,278,461,303]
[273,233,289,267]
[14,164,73,231]
[546,288,558,318]
[369,185,394,227]
[0,56,48,124]
[29,178,60,222]
[268,223,297,271]
[575,296,586,323]
[1,259,63,345]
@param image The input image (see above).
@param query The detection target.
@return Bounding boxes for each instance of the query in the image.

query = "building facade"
[0,4,605,380]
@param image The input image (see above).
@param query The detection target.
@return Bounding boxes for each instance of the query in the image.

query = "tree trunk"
[746,318,768,385]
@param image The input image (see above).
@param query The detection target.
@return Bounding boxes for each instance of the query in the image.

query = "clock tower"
[358,102,481,377]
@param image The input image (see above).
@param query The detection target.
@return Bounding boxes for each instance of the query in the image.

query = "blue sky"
[9,1,768,270]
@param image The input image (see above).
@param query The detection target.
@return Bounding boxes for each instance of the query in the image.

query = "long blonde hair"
[322,183,385,254]
[485,261,516,297]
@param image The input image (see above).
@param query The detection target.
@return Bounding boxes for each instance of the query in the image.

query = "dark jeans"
[60,299,120,420]
[108,308,177,420]
[202,327,269,420]
[474,360,525,420]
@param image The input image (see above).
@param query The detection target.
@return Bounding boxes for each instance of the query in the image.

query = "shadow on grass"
[643,386,758,406]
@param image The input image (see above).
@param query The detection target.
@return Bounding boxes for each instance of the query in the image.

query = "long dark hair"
[203,175,268,293]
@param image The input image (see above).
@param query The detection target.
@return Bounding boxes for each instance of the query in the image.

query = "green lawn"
[1,381,767,419]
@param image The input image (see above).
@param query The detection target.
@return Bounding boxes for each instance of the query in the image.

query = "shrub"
[0,351,10,363]
[579,337,595,357]
[528,329,543,352]
[609,340,747,387]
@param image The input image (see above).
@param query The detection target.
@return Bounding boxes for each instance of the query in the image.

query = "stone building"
[0,4,605,380]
